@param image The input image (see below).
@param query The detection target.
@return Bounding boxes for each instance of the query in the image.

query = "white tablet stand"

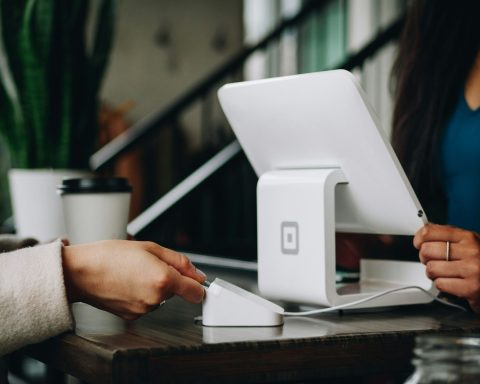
[257,168,435,309]
[218,69,436,309]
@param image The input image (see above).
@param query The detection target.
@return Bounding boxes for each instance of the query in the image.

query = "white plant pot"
[8,169,90,242]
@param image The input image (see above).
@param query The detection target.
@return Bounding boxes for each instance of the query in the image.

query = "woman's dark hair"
[391,0,480,218]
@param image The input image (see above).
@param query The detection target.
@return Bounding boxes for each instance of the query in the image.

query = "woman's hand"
[414,223,480,312]
[62,240,206,320]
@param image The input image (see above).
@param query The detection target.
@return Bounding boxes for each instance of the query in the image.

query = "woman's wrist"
[61,245,85,303]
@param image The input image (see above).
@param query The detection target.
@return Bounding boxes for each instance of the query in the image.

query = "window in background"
[299,0,347,72]
[243,0,406,136]
[347,0,406,136]
[243,0,302,80]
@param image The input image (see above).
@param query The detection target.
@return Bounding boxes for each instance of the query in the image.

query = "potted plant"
[0,0,115,240]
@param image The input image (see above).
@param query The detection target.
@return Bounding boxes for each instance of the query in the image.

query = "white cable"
[283,285,467,316]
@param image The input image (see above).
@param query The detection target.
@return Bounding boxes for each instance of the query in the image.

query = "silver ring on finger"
[446,241,451,261]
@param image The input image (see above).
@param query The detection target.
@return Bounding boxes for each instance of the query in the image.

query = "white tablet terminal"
[218,70,436,308]
[218,70,427,235]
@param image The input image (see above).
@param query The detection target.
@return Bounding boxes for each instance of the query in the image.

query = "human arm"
[0,241,73,356]
[414,223,480,312]
[0,239,206,356]
[62,240,206,320]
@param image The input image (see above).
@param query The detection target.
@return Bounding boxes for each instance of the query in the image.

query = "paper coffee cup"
[58,177,132,245]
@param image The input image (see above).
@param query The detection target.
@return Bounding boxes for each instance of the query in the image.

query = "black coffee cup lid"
[58,177,132,194]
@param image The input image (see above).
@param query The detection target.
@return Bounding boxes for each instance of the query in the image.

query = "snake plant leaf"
[0,0,28,167]
[89,0,115,96]
[72,0,115,169]
[54,1,87,168]
[0,0,28,100]
[17,0,50,167]
[61,0,90,169]
[31,0,54,63]
[0,74,27,167]
[0,0,116,169]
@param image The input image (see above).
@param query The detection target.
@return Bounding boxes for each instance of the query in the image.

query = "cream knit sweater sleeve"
[0,241,74,355]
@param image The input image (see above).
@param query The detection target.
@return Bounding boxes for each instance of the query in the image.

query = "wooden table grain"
[23,268,480,384]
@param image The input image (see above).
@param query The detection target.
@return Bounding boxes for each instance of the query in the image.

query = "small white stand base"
[257,169,436,309]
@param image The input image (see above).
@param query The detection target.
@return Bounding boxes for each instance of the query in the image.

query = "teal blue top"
[440,92,480,233]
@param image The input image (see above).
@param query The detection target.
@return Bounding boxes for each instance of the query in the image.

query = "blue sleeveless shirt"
[440,92,480,233]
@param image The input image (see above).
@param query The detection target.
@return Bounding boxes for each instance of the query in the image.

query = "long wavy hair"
[391,0,480,220]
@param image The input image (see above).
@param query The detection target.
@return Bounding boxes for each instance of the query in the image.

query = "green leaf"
[0,0,28,100]
[0,74,27,166]
[32,0,54,63]
[74,0,115,168]
[0,0,116,168]
[16,0,50,166]
[0,0,28,167]
[90,0,115,90]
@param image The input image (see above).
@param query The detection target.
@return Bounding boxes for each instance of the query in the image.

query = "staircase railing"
[90,0,330,171]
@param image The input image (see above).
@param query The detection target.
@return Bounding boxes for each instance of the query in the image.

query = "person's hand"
[62,240,206,320]
[414,223,480,313]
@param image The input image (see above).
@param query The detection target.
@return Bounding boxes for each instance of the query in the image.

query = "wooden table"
[22,268,480,384]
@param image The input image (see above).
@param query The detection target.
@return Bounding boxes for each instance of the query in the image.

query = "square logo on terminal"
[281,221,299,255]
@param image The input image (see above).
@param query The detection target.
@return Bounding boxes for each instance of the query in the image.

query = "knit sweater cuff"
[0,241,74,355]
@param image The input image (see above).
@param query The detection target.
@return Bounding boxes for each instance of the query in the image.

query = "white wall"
[101,0,243,151]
